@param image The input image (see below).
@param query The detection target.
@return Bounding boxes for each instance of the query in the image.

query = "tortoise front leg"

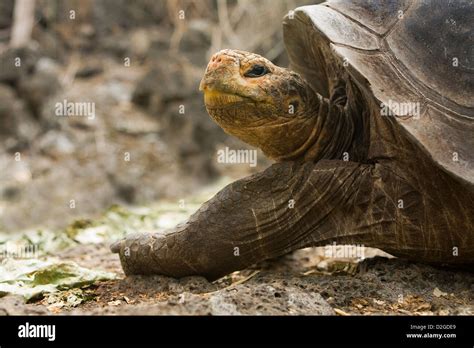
[111,160,405,280]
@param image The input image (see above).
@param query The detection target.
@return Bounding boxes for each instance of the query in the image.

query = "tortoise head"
[200,49,319,161]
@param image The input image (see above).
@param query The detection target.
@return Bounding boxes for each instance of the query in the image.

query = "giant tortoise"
[112,0,474,279]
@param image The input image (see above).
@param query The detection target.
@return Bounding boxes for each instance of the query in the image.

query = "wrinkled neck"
[276,85,366,163]
[269,95,321,161]
[304,94,355,162]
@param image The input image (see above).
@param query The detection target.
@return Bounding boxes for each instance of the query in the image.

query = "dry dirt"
[1,242,472,316]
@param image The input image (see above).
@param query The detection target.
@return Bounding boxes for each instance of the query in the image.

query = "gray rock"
[0,0,13,30]
[0,83,39,149]
[0,47,39,84]
[0,295,49,315]
[205,283,334,315]
[456,306,474,315]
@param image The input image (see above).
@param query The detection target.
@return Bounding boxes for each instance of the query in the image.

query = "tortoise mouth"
[203,90,252,108]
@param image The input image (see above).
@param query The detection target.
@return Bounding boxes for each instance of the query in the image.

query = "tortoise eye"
[244,64,269,78]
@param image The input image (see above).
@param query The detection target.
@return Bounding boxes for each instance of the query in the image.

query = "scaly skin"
[111,50,474,280]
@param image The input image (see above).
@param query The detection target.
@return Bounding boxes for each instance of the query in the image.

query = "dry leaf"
[334,308,350,316]
[433,287,448,298]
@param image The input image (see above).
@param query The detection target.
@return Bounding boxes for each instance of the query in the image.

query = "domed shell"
[283,0,474,185]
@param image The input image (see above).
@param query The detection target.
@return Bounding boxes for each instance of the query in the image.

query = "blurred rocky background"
[0,0,312,232]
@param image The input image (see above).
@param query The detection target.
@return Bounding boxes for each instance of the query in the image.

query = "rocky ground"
[67,249,474,316]
[1,244,473,315]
